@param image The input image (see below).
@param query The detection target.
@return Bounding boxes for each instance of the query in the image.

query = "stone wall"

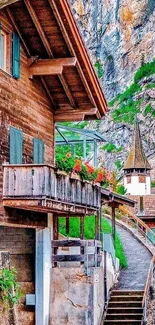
[50,254,117,325]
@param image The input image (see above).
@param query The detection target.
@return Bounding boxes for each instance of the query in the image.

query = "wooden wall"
[0,9,54,225]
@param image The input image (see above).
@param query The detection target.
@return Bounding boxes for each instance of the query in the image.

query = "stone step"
[104,321,142,325]
[107,308,143,314]
[111,290,144,296]
[110,295,143,302]
[106,314,143,320]
[108,301,142,308]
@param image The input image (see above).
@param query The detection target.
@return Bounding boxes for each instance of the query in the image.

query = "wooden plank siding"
[0,10,54,226]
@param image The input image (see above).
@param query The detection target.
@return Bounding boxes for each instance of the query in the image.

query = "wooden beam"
[59,74,76,108]
[40,77,56,109]
[29,63,63,78]
[54,107,98,122]
[28,57,77,78]
[54,113,85,122]
[24,0,53,57]
[24,0,76,108]
[6,7,31,57]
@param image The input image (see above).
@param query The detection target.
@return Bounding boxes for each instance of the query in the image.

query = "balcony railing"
[3,164,101,214]
[52,239,102,270]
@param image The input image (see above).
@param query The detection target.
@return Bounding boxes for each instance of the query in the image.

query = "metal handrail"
[141,256,155,324]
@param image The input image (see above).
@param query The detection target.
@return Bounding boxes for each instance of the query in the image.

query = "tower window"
[139,175,146,183]
[127,176,131,183]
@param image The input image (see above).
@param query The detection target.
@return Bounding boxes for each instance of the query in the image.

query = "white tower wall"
[124,175,151,195]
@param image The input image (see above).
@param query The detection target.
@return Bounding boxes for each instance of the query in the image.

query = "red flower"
[85,162,95,174]
[66,152,71,158]
[73,159,82,173]
[95,168,106,183]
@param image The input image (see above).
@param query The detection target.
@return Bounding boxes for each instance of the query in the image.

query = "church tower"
[123,119,151,195]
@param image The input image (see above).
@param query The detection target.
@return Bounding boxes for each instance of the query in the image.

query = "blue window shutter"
[33,138,44,164]
[33,138,39,163]
[10,127,23,164]
[12,33,20,79]
[39,140,44,164]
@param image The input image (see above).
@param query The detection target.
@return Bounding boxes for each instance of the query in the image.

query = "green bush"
[134,60,155,83]
[94,60,104,79]
[112,99,140,124]
[0,268,22,309]
[59,217,128,268]
[115,160,123,170]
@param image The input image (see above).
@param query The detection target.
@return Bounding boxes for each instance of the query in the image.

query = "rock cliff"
[70,0,155,179]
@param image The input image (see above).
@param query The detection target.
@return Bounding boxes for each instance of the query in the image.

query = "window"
[0,30,7,70]
[0,28,20,78]
[10,127,23,164]
[127,176,131,184]
[139,175,146,183]
[33,138,44,164]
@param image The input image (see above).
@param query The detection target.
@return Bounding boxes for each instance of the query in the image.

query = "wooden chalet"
[0,1,135,324]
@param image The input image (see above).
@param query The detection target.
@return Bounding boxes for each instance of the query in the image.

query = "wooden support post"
[111,206,116,245]
[53,215,59,267]
[80,216,84,240]
[95,212,100,240]
[66,216,69,237]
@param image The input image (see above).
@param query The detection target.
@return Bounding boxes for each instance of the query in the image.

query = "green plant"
[112,99,141,124]
[115,160,123,170]
[94,60,104,79]
[145,83,155,89]
[0,268,22,309]
[134,60,155,83]
[101,143,122,153]
[118,83,141,104]
[116,184,127,195]
[151,181,155,188]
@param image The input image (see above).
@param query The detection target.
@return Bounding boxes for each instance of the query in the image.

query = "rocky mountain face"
[69,0,155,179]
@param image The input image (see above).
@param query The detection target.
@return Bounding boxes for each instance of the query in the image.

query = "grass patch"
[134,60,155,84]
[118,83,141,104]
[59,216,128,268]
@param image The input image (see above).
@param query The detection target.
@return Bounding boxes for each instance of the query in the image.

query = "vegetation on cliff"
[109,60,155,124]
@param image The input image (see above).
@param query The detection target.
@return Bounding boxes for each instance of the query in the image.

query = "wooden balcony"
[3,165,101,215]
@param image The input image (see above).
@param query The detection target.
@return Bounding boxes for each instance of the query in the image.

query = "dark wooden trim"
[6,7,31,57]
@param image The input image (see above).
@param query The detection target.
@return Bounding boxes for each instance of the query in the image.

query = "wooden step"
[110,295,143,302]
[107,308,143,314]
[108,301,142,308]
[106,314,143,320]
[111,290,144,296]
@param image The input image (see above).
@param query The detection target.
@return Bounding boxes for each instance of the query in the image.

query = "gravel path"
[116,225,152,290]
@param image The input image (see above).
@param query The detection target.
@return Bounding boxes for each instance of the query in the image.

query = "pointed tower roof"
[123,119,151,170]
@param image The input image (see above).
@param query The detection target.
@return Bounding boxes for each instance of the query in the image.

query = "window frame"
[0,29,7,71]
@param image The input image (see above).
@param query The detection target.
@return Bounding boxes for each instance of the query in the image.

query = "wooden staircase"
[103,290,144,325]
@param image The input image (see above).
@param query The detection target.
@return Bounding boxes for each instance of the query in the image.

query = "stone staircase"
[104,290,144,324]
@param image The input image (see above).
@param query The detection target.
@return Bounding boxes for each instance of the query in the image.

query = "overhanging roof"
[2,0,108,121]
[101,189,136,207]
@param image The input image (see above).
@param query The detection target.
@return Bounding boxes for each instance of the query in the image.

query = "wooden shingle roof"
[1,0,108,122]
[123,120,151,170]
